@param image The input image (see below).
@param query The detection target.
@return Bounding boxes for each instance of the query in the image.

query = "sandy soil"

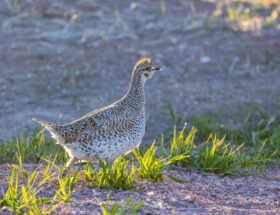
[0,164,279,214]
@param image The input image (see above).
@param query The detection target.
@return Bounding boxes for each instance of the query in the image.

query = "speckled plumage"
[33,57,160,169]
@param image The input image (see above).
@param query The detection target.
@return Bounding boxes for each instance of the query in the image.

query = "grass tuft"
[101,195,144,215]
[84,156,135,190]
[195,135,244,175]
[133,141,188,182]
[54,172,80,203]
[0,165,60,214]
[190,113,280,163]
[0,130,66,164]
[161,125,276,176]
[161,125,197,167]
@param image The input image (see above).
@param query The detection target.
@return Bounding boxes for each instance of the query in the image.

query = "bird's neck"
[126,74,145,105]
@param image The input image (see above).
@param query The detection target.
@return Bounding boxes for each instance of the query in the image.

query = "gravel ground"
[0,164,280,214]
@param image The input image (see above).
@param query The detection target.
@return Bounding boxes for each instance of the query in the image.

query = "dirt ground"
[0,1,280,214]
[0,0,280,141]
[0,164,279,214]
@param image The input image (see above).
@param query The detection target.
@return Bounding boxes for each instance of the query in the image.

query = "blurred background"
[0,0,279,142]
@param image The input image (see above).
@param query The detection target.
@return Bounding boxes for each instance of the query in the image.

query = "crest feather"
[134,56,152,68]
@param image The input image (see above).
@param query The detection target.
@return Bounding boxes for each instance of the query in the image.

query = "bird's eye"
[144,73,149,78]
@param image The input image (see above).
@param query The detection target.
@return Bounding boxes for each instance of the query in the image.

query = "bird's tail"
[32,118,64,144]
[32,118,53,129]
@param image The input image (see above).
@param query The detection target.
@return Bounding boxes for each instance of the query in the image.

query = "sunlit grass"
[190,113,280,163]
[101,195,144,215]
[160,125,197,165]
[133,141,188,182]
[0,130,66,164]
[160,124,276,176]
[0,154,79,214]
[194,135,244,175]
[84,156,135,190]
[0,165,61,214]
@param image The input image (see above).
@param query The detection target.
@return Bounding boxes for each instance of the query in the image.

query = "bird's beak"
[151,65,161,71]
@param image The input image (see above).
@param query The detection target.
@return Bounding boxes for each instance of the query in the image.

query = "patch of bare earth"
[0,164,279,214]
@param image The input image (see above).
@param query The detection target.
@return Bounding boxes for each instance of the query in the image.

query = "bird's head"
[132,56,161,81]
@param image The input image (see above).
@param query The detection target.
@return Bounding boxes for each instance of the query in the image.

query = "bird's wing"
[51,104,129,144]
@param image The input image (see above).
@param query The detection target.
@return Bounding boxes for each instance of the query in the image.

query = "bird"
[33,56,161,170]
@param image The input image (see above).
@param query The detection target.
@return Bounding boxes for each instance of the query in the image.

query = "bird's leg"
[63,157,78,174]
